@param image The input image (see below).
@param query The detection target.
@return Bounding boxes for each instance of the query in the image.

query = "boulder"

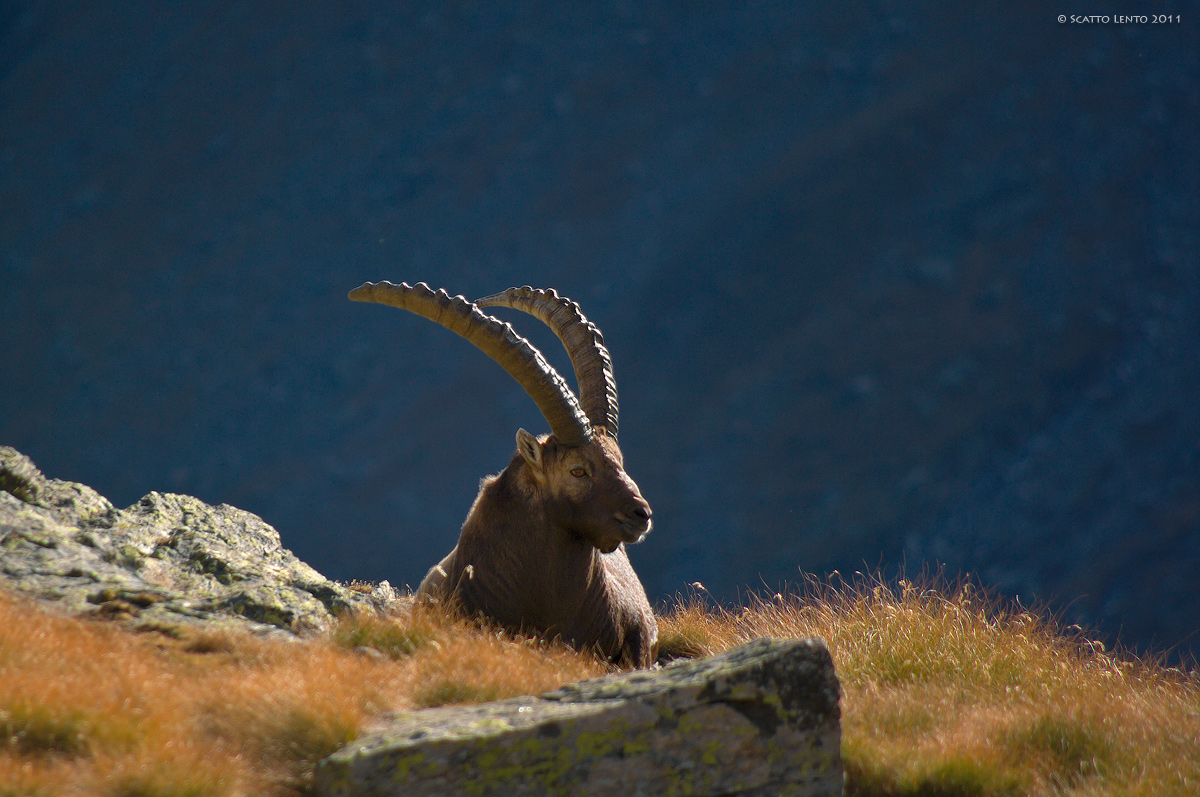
[314,637,843,796]
[0,445,401,637]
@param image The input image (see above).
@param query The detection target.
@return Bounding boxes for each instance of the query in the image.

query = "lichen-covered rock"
[314,637,843,796]
[0,446,402,637]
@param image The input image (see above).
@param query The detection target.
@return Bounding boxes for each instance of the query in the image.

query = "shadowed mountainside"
[2,1,1197,659]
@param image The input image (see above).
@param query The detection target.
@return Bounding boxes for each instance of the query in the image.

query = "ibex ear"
[515,428,544,472]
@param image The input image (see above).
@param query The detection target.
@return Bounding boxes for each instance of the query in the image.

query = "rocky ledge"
[0,445,402,638]
[1,446,843,795]
[316,637,842,796]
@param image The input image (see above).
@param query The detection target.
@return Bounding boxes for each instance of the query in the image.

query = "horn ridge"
[349,281,592,445]
[476,286,620,440]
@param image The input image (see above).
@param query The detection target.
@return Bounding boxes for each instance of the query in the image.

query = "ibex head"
[515,428,651,553]
[348,282,652,554]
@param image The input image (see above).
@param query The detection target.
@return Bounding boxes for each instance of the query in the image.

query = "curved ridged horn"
[476,286,619,440]
[349,281,593,446]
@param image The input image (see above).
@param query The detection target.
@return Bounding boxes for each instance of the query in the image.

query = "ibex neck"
[456,465,605,623]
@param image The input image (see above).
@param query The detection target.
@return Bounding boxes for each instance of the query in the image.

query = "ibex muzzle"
[525,429,652,553]
[350,282,658,667]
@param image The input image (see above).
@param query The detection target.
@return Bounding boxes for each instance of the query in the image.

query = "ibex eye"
[570,467,587,478]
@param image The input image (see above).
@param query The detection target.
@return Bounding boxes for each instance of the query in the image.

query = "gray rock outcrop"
[314,637,843,797]
[0,445,401,637]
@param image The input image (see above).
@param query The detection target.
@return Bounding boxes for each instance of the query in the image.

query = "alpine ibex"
[349,282,657,668]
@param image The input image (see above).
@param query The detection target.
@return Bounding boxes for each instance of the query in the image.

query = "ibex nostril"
[634,506,651,520]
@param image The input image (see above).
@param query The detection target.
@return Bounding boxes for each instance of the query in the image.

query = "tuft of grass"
[656,593,738,661]
[658,573,1200,797]
[403,613,611,708]
[332,607,437,659]
[416,680,505,708]
[1,704,93,756]
[101,744,245,797]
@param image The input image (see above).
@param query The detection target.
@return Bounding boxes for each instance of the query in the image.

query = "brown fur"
[417,430,657,668]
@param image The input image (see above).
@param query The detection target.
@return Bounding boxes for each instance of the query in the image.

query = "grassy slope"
[0,592,604,796]
[661,578,1200,797]
[2,578,1197,796]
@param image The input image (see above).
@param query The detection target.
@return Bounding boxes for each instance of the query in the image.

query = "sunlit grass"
[0,592,604,796]
[3,574,1198,796]
[658,575,1200,797]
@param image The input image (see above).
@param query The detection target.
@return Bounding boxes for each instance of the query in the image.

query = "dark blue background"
[3,2,1197,659]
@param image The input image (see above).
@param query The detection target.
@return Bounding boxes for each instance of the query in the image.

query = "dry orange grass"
[6,576,1199,797]
[0,591,604,796]
[658,576,1200,797]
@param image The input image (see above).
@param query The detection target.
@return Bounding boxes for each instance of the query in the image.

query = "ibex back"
[349,282,657,668]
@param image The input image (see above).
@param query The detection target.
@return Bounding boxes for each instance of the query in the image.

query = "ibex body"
[350,282,657,667]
